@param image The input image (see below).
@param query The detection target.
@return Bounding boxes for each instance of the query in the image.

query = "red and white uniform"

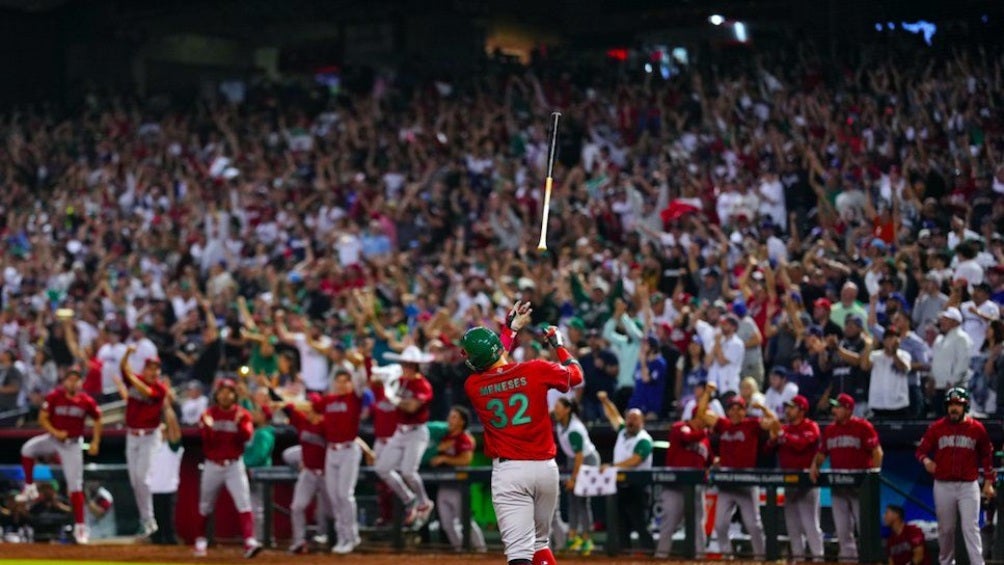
[21,387,101,531]
[657,421,711,558]
[375,373,435,516]
[194,404,257,550]
[821,416,880,561]
[917,416,994,565]
[396,375,432,426]
[464,350,584,563]
[774,418,821,470]
[284,404,331,547]
[436,431,486,551]
[313,391,365,548]
[772,418,823,560]
[125,377,167,530]
[887,523,928,565]
[369,380,399,523]
[712,417,766,557]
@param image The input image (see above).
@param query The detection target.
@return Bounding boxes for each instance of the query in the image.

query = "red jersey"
[125,379,167,430]
[774,418,821,470]
[820,417,880,470]
[887,524,928,565]
[43,388,101,439]
[465,357,583,461]
[370,381,399,439]
[285,405,327,471]
[916,416,995,482]
[201,405,253,463]
[664,421,711,469]
[440,431,475,459]
[396,374,433,425]
[313,393,362,444]
[713,418,762,468]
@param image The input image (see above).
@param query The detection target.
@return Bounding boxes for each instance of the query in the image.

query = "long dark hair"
[556,397,580,419]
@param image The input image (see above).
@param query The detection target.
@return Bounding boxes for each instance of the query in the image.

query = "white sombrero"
[384,345,435,364]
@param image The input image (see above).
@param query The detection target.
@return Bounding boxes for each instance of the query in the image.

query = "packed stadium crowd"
[0,32,1003,560]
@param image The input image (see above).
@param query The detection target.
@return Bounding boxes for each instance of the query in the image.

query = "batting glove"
[544,326,565,349]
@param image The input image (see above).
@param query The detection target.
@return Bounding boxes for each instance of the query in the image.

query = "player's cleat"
[565,536,583,552]
[15,483,39,503]
[580,538,594,556]
[403,504,420,527]
[410,501,435,530]
[331,537,361,554]
[140,519,159,538]
[288,541,309,555]
[243,538,263,559]
[73,523,90,545]
[312,533,328,546]
[193,537,208,557]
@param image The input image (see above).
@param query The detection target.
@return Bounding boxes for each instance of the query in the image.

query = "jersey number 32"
[486,393,531,429]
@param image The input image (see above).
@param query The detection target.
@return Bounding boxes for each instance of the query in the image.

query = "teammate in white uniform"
[553,397,599,556]
[597,390,654,552]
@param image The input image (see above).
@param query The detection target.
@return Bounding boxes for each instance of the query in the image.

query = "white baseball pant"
[126,429,161,524]
[714,486,765,558]
[656,486,705,558]
[783,487,824,560]
[831,488,860,560]
[934,480,984,565]
[199,459,253,515]
[491,458,559,563]
[375,426,430,507]
[437,484,486,551]
[22,434,84,492]
[325,442,361,545]
[290,468,331,544]
[282,445,302,468]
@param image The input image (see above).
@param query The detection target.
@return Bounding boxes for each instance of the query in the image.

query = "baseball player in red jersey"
[765,394,823,561]
[375,346,436,528]
[313,368,368,554]
[885,504,929,565]
[461,324,583,565]
[19,367,102,544]
[192,378,262,559]
[809,393,883,561]
[369,367,400,526]
[700,391,771,559]
[431,405,487,552]
[655,416,711,559]
[915,387,994,565]
[283,393,331,554]
[120,346,167,538]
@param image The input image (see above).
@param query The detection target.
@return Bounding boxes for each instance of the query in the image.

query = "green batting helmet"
[945,387,970,412]
[460,327,503,371]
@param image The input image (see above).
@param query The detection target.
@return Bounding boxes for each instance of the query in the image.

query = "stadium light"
[709,14,725,26]
[734,22,748,43]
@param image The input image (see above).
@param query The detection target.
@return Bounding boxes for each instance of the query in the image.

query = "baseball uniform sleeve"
[85,394,102,420]
[915,422,937,462]
[500,326,517,353]
[783,421,821,453]
[634,436,654,459]
[977,422,995,482]
[456,432,475,454]
[569,431,585,453]
[861,420,880,450]
[671,423,707,444]
[237,410,254,443]
[284,404,307,431]
[411,378,433,404]
[819,426,832,456]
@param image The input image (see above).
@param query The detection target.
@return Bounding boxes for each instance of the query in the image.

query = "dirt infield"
[0,543,686,564]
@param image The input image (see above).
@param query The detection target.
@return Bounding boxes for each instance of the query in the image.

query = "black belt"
[497,458,509,463]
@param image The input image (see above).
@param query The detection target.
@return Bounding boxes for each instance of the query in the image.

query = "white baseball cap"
[939,307,963,323]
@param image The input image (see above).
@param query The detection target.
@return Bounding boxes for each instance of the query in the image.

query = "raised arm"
[596,391,624,429]
[120,345,153,397]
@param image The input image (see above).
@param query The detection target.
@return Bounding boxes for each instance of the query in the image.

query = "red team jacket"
[43,388,101,439]
[125,379,167,430]
[713,418,762,468]
[313,393,363,444]
[465,357,583,461]
[396,375,433,426]
[887,523,928,565]
[820,416,879,470]
[773,418,821,470]
[284,404,327,471]
[441,431,475,459]
[665,421,711,469]
[916,417,995,483]
[201,405,254,463]
[370,381,399,439]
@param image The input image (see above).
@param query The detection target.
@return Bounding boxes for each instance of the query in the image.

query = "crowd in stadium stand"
[0,35,1002,428]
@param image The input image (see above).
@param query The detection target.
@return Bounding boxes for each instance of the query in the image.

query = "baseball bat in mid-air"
[536,111,562,252]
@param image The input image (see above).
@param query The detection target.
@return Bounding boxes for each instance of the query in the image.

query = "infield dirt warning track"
[0,544,780,564]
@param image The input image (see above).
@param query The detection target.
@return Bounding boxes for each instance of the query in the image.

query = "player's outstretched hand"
[544,326,564,348]
[201,413,214,429]
[88,442,100,456]
[596,391,608,401]
[983,481,995,500]
[507,301,533,332]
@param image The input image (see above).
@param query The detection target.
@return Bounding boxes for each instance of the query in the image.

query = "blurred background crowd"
[0,28,1003,430]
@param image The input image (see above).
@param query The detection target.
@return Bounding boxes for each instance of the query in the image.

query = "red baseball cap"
[785,395,809,412]
[813,298,832,311]
[725,396,747,409]
[144,357,161,368]
[829,393,855,411]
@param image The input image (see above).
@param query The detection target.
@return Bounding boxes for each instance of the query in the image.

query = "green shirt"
[243,426,275,468]
[421,421,449,466]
